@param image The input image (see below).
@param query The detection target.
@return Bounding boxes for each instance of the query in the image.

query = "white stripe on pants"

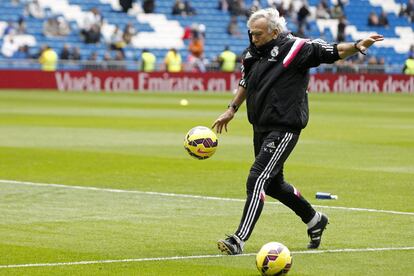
[238,132,293,240]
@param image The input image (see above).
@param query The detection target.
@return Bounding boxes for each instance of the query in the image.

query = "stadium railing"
[0,59,405,74]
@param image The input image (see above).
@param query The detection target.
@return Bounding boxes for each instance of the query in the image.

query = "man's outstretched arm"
[337,34,384,59]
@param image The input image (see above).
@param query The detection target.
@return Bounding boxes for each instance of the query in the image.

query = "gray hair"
[247,8,287,34]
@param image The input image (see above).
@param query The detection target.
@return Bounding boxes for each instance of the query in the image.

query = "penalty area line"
[1,179,414,216]
[0,247,413,269]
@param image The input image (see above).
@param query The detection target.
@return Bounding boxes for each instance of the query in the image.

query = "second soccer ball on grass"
[256,242,293,276]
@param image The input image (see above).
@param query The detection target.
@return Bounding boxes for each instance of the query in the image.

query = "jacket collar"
[254,33,288,57]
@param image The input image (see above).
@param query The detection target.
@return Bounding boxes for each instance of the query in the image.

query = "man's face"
[249,18,277,47]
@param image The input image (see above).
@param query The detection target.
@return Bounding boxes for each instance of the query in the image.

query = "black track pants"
[235,131,316,241]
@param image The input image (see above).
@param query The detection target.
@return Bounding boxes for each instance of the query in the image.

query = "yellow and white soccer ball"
[256,242,293,276]
[184,126,218,160]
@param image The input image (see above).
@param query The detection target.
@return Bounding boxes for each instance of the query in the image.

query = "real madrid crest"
[268,46,279,62]
[271,46,279,58]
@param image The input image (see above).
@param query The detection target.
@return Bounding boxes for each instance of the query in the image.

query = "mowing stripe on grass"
[0,247,413,269]
[1,179,413,216]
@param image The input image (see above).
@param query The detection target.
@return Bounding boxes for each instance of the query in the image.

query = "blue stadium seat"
[0,0,412,70]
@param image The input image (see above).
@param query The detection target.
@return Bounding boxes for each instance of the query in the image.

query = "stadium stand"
[0,0,413,72]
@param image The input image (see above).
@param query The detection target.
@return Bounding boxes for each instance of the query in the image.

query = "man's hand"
[356,34,384,54]
[212,109,235,134]
[338,34,384,59]
[213,86,246,134]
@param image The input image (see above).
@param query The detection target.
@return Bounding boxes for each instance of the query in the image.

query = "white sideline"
[1,179,414,216]
[0,247,413,269]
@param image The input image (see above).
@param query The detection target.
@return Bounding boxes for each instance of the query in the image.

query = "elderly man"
[213,8,383,255]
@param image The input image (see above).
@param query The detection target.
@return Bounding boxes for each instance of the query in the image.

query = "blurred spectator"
[184,1,196,16]
[58,16,71,35]
[119,0,133,13]
[164,48,182,72]
[376,57,385,73]
[337,0,347,9]
[113,50,126,71]
[398,3,405,17]
[103,51,111,62]
[182,24,194,40]
[227,16,241,37]
[102,51,125,71]
[140,49,156,72]
[316,3,330,19]
[1,35,19,57]
[187,34,205,72]
[218,0,228,12]
[39,45,58,71]
[367,56,378,73]
[109,25,125,52]
[188,34,204,57]
[274,3,286,17]
[409,45,414,58]
[378,11,389,27]
[297,3,310,30]
[172,0,187,15]
[25,0,45,19]
[399,0,414,22]
[218,45,237,72]
[320,0,330,10]
[182,23,204,40]
[16,17,27,34]
[43,16,71,37]
[142,0,155,13]
[84,24,101,43]
[84,52,101,70]
[72,47,81,61]
[60,44,71,60]
[197,23,206,38]
[368,11,379,26]
[43,18,57,37]
[409,1,414,22]
[84,7,103,27]
[249,0,261,14]
[60,44,81,61]
[228,0,248,17]
[102,51,113,70]
[123,22,137,44]
[352,52,368,66]
[403,53,414,75]
[337,15,347,42]
[284,2,295,20]
[4,21,16,36]
[408,0,414,14]
[81,7,103,43]
[330,3,343,19]
[12,45,31,59]
[335,59,355,73]
[172,0,196,16]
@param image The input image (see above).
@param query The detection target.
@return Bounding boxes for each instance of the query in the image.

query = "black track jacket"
[239,33,340,134]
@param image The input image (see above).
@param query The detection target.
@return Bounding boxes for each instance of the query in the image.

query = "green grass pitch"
[0,90,413,275]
